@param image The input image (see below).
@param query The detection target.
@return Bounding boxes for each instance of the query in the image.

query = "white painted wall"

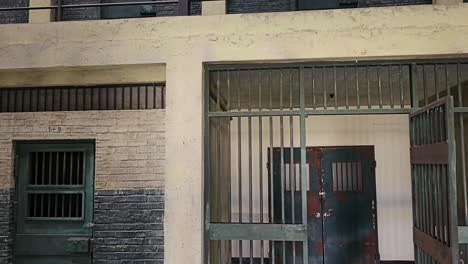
[229,114,412,260]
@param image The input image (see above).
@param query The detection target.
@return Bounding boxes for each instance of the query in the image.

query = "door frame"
[13,140,96,262]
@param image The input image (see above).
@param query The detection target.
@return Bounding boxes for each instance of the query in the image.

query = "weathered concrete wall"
[0,4,467,264]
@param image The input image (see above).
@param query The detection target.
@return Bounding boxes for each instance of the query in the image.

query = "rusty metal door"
[410,96,459,264]
[320,146,378,264]
[272,146,378,264]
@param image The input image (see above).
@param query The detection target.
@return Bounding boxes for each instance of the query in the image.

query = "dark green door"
[321,146,378,264]
[14,142,95,264]
[271,146,378,264]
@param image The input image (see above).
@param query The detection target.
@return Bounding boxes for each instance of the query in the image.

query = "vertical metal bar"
[445,64,450,97]
[289,69,296,264]
[204,69,211,264]
[69,152,74,185]
[410,64,419,108]
[227,71,232,264]
[62,152,67,185]
[345,66,349,109]
[457,64,468,225]
[56,0,62,21]
[55,152,59,185]
[377,65,383,109]
[40,193,44,217]
[35,152,39,185]
[423,65,428,106]
[299,67,309,264]
[323,67,327,110]
[258,70,264,264]
[400,65,404,108]
[447,97,460,259]
[333,66,338,109]
[434,65,439,100]
[41,152,45,185]
[248,72,253,264]
[217,118,221,224]
[268,70,275,264]
[389,65,394,108]
[356,66,360,109]
[279,70,286,263]
[217,71,221,111]
[48,152,52,185]
[237,71,243,264]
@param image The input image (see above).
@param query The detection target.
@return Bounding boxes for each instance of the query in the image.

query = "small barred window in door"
[332,161,362,192]
[28,193,83,218]
[29,152,84,185]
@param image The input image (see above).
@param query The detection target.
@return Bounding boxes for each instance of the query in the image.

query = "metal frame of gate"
[203,59,468,264]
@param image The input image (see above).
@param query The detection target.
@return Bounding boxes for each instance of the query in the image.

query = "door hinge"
[371,160,377,168]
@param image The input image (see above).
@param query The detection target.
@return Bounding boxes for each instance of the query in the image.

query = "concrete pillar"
[202,0,226,15]
[433,0,462,4]
[29,0,55,23]
[165,60,204,264]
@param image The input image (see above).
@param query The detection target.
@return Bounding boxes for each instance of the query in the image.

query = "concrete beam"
[202,0,226,15]
[29,0,55,23]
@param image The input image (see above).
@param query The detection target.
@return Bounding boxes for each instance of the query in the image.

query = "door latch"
[82,223,95,231]
[315,212,321,219]
[319,191,326,198]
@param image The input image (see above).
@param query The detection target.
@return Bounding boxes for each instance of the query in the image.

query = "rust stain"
[331,191,349,204]
[307,192,320,215]
[314,240,323,256]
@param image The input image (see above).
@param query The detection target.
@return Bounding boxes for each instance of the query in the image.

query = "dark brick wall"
[61,0,201,21]
[0,189,14,264]
[226,0,431,14]
[227,0,293,14]
[62,0,101,21]
[0,0,29,24]
[360,0,431,7]
[93,189,165,264]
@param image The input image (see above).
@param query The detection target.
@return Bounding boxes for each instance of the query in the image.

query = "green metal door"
[321,146,378,264]
[272,146,378,264]
[14,142,95,264]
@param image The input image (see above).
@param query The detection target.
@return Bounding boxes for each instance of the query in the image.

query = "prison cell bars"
[0,84,165,112]
[205,60,468,264]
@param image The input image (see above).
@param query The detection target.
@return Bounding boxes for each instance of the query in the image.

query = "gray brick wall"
[62,0,101,21]
[226,0,431,14]
[360,0,431,7]
[227,0,293,14]
[0,189,13,264]
[93,189,164,264]
[0,0,29,24]
[61,0,201,21]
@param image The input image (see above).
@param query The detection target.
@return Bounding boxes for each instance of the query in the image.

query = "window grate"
[29,152,84,186]
[28,193,83,218]
[0,84,165,112]
[332,161,362,192]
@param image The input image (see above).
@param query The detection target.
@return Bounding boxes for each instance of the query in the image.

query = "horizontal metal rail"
[208,223,307,241]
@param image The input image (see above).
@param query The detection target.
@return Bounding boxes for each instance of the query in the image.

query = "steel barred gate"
[410,97,459,264]
[204,60,468,264]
